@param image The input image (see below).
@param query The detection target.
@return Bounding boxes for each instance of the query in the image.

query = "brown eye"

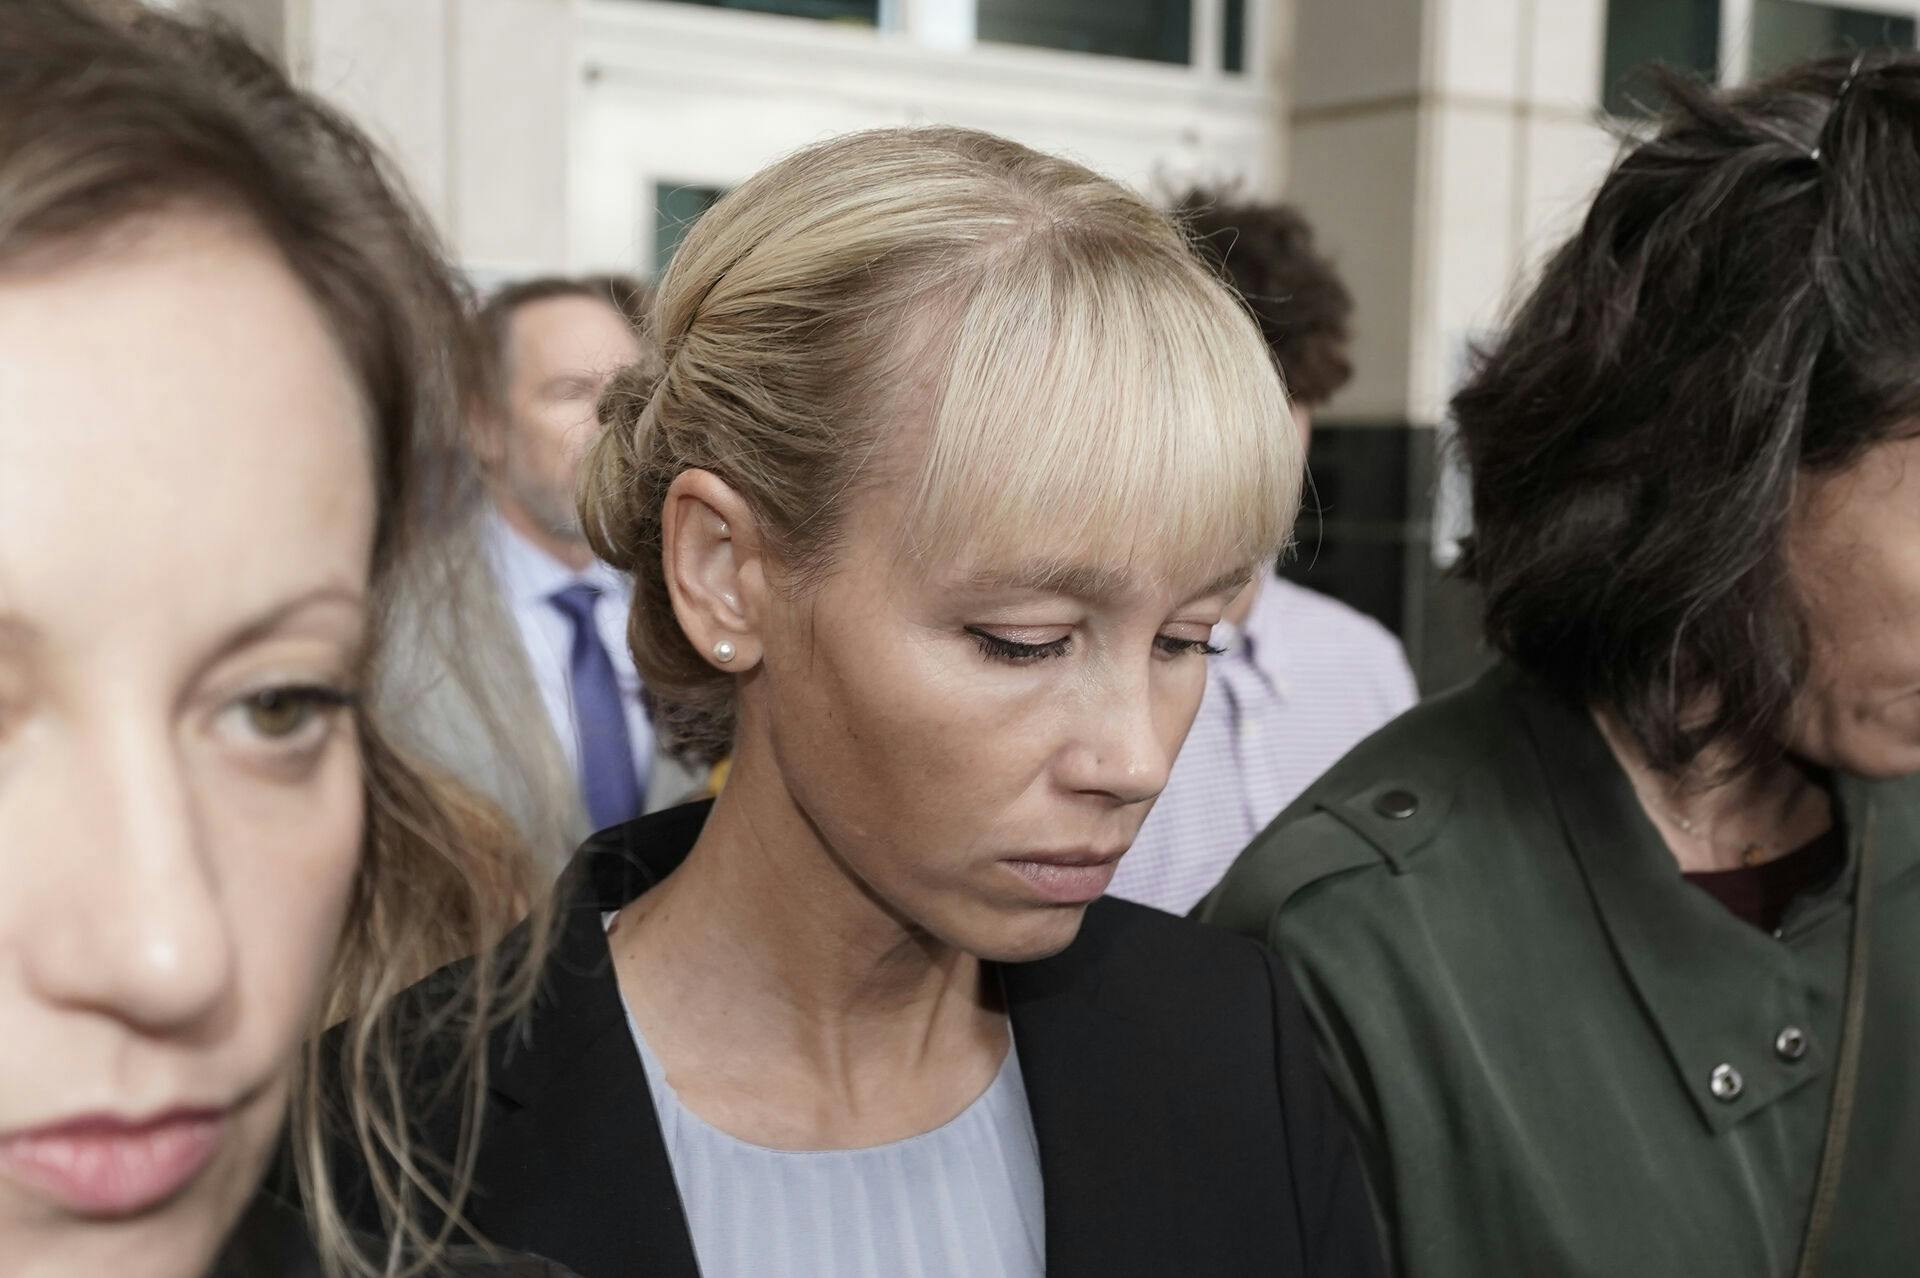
[245,689,314,738]
[238,686,351,741]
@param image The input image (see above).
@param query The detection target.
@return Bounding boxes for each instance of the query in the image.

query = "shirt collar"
[1214,578,1292,696]
[486,504,628,610]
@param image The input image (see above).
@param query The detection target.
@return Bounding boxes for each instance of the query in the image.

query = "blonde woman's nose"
[1058,685,1176,807]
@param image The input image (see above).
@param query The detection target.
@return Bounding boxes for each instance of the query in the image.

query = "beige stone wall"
[176,0,1295,280]
[1288,0,1618,428]
[567,0,1289,274]
[295,0,573,276]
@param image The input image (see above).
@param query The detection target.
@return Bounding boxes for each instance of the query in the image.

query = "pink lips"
[0,1109,226,1217]
[1003,852,1124,904]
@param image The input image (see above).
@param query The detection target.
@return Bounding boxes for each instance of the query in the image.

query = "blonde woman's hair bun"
[583,359,666,578]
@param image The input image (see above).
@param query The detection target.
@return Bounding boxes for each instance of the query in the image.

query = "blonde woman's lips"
[1002,850,1124,904]
[0,1108,226,1217]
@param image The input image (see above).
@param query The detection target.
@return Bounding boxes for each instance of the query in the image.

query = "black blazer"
[339,802,1382,1278]
[213,1187,580,1277]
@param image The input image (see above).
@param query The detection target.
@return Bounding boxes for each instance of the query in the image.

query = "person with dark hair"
[1175,193,1356,407]
[1106,192,1416,914]
[460,277,699,846]
[1202,53,1920,1277]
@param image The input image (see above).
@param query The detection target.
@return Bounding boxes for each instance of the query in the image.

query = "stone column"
[181,0,573,278]
[1280,0,1615,687]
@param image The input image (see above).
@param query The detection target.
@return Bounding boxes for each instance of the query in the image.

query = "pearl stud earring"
[713,639,737,664]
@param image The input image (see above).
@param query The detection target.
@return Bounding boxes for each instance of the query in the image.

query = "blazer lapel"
[464,816,710,1278]
[471,1026,699,1278]
[1005,906,1200,1278]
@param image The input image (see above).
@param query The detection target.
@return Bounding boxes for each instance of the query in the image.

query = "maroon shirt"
[1684,824,1845,933]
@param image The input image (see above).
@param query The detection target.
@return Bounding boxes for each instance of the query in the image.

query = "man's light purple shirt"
[1108,578,1419,916]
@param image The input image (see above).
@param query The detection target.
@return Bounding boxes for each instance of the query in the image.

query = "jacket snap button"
[1710,1063,1744,1101]
[1775,1027,1808,1062]
[1374,789,1419,820]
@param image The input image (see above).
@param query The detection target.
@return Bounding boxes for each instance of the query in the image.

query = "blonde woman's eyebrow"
[963,559,1134,601]
[961,560,1252,605]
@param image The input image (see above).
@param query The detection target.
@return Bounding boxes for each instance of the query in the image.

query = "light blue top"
[618,996,1046,1278]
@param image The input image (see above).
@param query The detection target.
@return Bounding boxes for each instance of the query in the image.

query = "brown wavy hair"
[0,2,552,1273]
[1173,190,1354,406]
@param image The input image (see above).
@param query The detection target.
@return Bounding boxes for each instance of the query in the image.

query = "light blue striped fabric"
[618,999,1045,1278]
[1112,577,1419,914]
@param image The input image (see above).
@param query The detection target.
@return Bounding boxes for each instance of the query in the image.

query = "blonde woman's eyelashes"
[963,627,1224,665]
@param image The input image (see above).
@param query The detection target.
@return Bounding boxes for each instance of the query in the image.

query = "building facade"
[176,0,1920,687]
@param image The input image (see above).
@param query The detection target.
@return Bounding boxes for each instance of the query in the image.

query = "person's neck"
[607,742,1003,1146]
[1592,708,1832,874]
[494,489,595,573]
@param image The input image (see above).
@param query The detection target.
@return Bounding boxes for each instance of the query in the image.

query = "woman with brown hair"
[0,2,561,1274]
[340,125,1382,1278]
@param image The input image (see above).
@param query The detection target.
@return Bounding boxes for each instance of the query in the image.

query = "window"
[1604,0,1920,114]
[1603,0,1720,116]
[1750,0,1917,77]
[654,183,728,275]
[976,0,1191,65]
[643,0,878,24]
[1222,0,1247,73]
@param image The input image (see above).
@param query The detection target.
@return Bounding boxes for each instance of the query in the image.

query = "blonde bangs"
[902,238,1303,586]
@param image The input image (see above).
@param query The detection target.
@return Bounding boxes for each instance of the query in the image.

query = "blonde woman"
[342,129,1382,1277]
[0,3,563,1275]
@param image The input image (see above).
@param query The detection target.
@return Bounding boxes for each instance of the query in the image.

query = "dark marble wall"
[1279,421,1490,694]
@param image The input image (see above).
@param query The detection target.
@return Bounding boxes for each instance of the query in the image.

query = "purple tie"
[548,582,645,830]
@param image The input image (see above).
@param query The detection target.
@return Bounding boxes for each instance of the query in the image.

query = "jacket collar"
[1001,908,1265,1275]
[1507,670,1865,1133]
[466,804,706,1277]
[473,801,1230,1277]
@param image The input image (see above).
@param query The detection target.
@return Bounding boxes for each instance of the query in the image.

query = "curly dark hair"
[1175,190,1354,405]
[1453,53,1920,777]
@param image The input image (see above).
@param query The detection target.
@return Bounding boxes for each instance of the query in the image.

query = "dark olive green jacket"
[1200,664,1918,1278]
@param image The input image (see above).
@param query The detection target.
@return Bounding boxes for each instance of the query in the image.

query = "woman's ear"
[661,469,765,671]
